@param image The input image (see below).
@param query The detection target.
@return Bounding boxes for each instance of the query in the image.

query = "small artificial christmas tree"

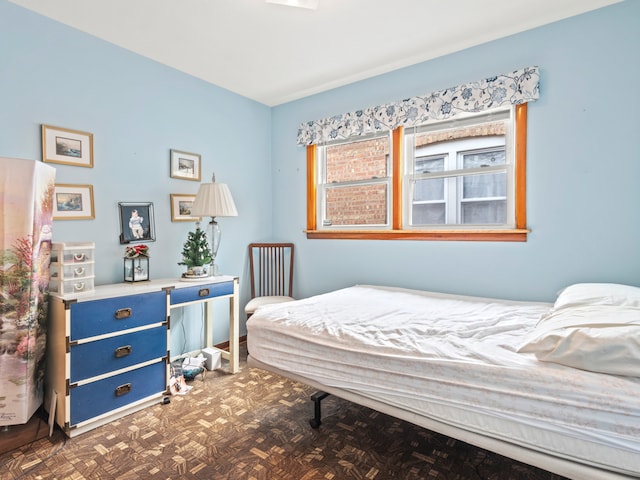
[178,225,212,275]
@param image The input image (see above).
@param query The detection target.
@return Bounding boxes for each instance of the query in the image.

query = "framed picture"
[170,194,201,222]
[118,202,156,244]
[53,184,95,220]
[170,149,201,181]
[42,124,94,168]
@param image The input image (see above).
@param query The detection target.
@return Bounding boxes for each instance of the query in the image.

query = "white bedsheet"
[247,285,640,477]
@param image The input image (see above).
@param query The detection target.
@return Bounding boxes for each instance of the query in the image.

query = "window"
[405,109,512,228]
[320,132,391,229]
[306,104,529,241]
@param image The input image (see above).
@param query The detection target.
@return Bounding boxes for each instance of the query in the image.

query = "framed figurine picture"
[42,124,94,168]
[118,202,156,244]
[53,184,95,220]
[170,149,201,181]
[170,194,201,222]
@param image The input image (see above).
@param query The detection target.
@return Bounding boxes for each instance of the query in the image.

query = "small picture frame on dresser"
[118,202,155,244]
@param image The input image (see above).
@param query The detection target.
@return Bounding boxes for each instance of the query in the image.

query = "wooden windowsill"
[305,229,529,242]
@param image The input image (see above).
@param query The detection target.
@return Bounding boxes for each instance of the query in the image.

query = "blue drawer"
[70,360,166,426]
[70,290,166,341]
[170,281,233,305]
[70,326,167,383]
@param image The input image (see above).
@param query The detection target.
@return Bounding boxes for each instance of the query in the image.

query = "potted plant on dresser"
[178,225,212,278]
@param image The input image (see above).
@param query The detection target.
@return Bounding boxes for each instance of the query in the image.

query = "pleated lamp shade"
[190,176,238,218]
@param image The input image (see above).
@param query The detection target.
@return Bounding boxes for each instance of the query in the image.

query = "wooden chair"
[245,243,295,319]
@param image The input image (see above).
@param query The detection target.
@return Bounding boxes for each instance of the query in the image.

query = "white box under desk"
[45,276,240,437]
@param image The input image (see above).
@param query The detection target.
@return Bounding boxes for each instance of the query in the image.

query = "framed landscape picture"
[53,184,95,220]
[170,149,201,181]
[170,194,201,222]
[42,125,94,168]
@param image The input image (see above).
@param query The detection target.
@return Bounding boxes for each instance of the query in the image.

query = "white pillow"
[518,304,640,377]
[553,283,640,310]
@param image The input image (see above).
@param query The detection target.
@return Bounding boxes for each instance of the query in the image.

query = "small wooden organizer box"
[46,276,239,437]
[49,242,95,295]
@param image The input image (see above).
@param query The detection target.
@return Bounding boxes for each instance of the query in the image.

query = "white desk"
[167,275,240,373]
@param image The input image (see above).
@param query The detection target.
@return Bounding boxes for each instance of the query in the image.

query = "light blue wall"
[272,0,640,302]
[2,1,639,352]
[0,0,272,346]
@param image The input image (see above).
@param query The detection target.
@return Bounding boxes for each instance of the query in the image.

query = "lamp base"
[210,262,220,276]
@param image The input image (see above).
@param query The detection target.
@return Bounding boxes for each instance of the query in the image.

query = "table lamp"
[190,173,238,275]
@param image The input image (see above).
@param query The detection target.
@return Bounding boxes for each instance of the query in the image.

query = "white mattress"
[247,285,640,478]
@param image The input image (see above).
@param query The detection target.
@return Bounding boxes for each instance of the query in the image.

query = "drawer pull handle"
[73,253,86,262]
[115,308,132,319]
[198,288,210,297]
[115,383,132,397]
[74,282,85,291]
[74,267,85,276]
[114,345,132,358]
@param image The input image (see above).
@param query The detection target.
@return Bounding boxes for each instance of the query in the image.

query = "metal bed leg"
[309,391,330,428]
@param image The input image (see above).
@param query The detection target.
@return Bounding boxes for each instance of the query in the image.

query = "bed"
[246,283,640,480]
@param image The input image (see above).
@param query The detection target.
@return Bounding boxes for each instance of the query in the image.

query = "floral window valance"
[296,66,539,146]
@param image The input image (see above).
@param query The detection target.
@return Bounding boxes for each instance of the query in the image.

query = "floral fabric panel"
[297,66,539,146]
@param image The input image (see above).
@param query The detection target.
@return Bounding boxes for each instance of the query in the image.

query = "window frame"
[306,103,529,242]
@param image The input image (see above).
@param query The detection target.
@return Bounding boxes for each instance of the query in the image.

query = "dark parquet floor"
[0,344,567,479]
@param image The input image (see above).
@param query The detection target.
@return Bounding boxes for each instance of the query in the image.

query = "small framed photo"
[118,202,156,244]
[42,124,94,168]
[53,184,95,220]
[170,194,201,222]
[170,149,201,181]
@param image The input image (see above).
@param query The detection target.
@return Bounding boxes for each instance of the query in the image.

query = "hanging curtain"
[297,66,539,146]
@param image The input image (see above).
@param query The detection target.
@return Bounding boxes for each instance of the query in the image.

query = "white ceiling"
[10,0,621,106]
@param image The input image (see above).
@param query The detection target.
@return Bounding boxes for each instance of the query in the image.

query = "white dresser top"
[49,275,237,302]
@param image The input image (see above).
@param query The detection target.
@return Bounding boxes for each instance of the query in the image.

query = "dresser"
[46,276,239,437]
